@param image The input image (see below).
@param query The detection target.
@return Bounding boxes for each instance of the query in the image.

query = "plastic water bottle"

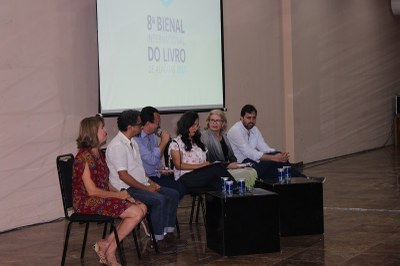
[278,168,284,182]
[284,166,291,182]
[221,177,228,192]
[226,180,233,194]
[238,179,245,193]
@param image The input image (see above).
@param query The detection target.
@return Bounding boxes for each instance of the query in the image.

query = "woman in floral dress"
[72,115,147,266]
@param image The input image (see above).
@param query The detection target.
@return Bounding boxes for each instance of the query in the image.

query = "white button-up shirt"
[227,121,275,163]
[106,131,150,191]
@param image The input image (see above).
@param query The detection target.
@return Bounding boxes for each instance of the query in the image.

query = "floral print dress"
[72,149,130,218]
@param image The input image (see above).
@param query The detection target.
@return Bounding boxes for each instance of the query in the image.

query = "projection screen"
[96,0,225,115]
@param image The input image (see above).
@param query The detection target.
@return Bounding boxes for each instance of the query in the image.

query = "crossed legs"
[96,203,147,265]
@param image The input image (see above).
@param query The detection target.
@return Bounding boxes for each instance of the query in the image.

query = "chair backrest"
[56,153,74,218]
[163,139,174,169]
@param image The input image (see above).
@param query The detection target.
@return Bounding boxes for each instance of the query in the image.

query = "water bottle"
[284,166,291,182]
[221,177,228,192]
[278,168,284,182]
[226,180,233,194]
[238,179,245,193]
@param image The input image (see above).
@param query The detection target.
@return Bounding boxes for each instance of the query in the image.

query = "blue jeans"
[127,186,179,240]
[149,174,186,200]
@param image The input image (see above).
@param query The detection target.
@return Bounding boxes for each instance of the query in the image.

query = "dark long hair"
[177,111,206,152]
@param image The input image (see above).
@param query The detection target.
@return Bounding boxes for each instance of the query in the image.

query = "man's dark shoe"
[291,161,304,173]
[306,176,326,183]
[164,233,188,248]
[155,239,177,254]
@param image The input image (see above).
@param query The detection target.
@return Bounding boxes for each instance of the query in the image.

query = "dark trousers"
[179,163,236,190]
[149,174,186,200]
[243,158,304,180]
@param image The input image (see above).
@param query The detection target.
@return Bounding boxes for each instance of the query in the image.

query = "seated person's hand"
[126,194,142,204]
[156,168,174,175]
[119,190,131,200]
[281,152,290,162]
[273,152,289,162]
[199,161,210,168]
[160,129,170,143]
[147,181,161,192]
[227,162,239,169]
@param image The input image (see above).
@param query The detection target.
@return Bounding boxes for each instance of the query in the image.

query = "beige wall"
[0,0,99,231]
[291,0,400,162]
[1,0,400,231]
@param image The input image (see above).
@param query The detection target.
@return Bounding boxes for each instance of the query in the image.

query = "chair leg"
[112,223,126,266]
[175,217,180,238]
[102,222,108,239]
[200,196,206,224]
[132,228,142,259]
[195,195,200,223]
[80,223,90,259]
[61,221,73,266]
[189,195,197,224]
[195,195,204,223]
[146,214,159,253]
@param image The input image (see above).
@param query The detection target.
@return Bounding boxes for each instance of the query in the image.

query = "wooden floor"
[1,146,400,265]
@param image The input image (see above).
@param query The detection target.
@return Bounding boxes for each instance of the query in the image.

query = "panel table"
[255,177,324,236]
[205,188,280,256]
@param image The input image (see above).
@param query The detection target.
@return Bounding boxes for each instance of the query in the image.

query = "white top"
[106,131,150,191]
[227,121,275,163]
[168,135,207,180]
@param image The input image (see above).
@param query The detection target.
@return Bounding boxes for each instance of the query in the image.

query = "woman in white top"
[169,111,236,190]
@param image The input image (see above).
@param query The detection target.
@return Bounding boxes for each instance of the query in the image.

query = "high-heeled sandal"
[93,242,108,264]
[105,254,121,266]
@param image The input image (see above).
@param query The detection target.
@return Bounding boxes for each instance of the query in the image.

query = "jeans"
[149,174,186,200]
[127,186,179,240]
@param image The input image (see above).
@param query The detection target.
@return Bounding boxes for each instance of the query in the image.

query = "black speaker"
[396,95,400,115]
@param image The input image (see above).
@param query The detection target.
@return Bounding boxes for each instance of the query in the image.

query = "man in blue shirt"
[134,106,186,200]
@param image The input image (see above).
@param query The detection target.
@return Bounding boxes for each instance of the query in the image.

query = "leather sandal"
[93,242,108,264]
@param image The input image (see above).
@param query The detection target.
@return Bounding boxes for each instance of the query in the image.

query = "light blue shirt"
[134,130,163,177]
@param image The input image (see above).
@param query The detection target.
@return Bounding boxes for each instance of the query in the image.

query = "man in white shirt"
[106,110,181,254]
[227,104,303,180]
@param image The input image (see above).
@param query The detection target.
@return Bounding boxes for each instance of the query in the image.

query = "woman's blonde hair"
[76,115,104,149]
[204,109,227,132]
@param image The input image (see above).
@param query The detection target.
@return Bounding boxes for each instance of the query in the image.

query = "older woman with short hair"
[202,109,257,188]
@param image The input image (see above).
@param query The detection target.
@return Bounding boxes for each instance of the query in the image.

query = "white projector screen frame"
[96,0,225,115]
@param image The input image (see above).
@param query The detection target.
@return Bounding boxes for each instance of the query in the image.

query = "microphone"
[156,128,172,141]
[156,128,163,137]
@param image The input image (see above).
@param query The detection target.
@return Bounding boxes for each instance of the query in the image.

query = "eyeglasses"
[209,119,223,123]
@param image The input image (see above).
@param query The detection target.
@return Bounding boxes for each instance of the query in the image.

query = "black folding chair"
[56,153,141,265]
